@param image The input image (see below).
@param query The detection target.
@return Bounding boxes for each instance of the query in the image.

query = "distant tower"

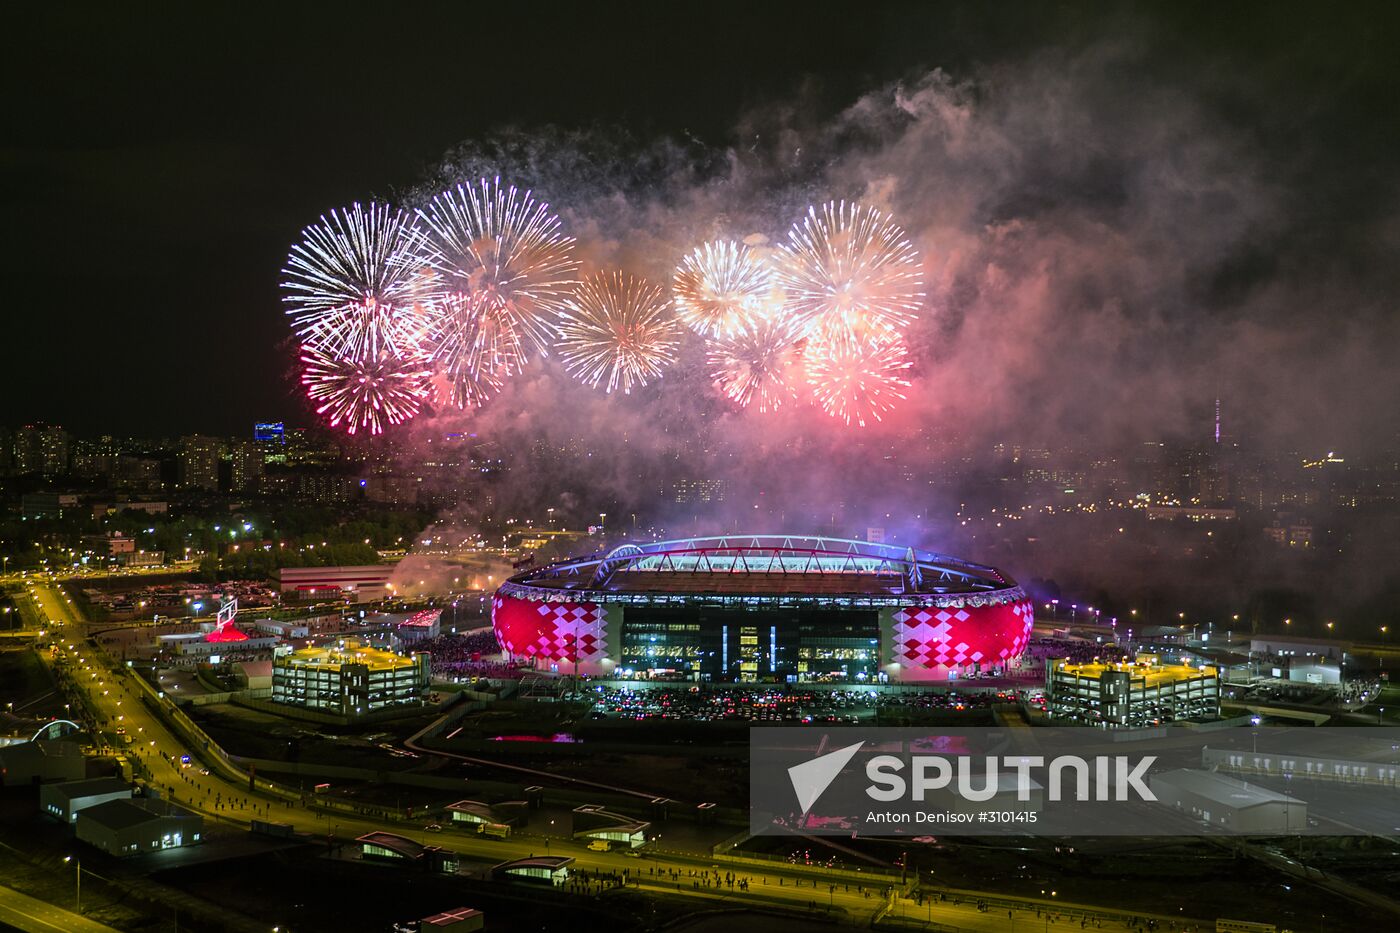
[1214,398,1221,445]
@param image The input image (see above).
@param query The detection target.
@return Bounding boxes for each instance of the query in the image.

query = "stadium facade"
[491,535,1033,684]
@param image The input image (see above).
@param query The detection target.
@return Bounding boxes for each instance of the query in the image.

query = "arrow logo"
[787,741,865,812]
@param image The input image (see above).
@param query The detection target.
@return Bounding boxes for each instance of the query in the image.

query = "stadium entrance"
[619,607,879,682]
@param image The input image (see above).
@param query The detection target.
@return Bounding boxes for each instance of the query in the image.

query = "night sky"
[5,2,1398,438]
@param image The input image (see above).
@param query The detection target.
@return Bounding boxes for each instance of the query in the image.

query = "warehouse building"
[1046,654,1220,727]
[1149,769,1307,833]
[492,855,572,886]
[446,800,527,828]
[0,740,86,786]
[40,777,132,824]
[277,565,392,603]
[571,805,649,849]
[75,798,203,855]
[357,832,458,873]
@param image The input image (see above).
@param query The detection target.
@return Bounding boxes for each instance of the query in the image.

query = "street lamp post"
[63,855,80,914]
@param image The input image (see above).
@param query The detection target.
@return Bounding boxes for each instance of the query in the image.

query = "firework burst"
[556,271,680,394]
[300,344,432,435]
[673,240,773,337]
[708,316,805,413]
[774,200,924,340]
[282,202,434,360]
[425,293,518,410]
[418,178,578,360]
[804,330,912,427]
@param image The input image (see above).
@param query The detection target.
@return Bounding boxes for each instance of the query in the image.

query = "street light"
[63,855,81,914]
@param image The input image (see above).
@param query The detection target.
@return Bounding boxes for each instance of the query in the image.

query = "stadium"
[491,535,1034,684]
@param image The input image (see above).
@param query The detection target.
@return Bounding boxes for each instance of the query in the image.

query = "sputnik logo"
[788,741,865,812]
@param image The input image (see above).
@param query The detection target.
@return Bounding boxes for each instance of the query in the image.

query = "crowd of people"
[413,631,521,680]
[1021,636,1121,666]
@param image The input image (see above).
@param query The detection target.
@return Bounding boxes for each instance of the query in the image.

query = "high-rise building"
[72,436,120,479]
[228,441,265,492]
[114,455,162,491]
[14,424,69,476]
[254,422,285,444]
[178,436,225,490]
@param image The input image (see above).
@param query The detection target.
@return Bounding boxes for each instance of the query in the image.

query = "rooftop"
[276,639,419,672]
[446,800,497,821]
[47,777,131,800]
[422,908,483,927]
[0,739,86,762]
[398,609,442,628]
[357,831,433,859]
[1051,657,1217,686]
[1150,769,1298,809]
[498,855,573,870]
[79,798,195,831]
[571,806,650,834]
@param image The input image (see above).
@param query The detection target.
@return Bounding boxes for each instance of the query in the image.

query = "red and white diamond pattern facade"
[891,599,1034,675]
[492,593,609,669]
[493,592,1032,681]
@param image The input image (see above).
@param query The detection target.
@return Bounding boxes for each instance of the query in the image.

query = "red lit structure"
[492,535,1032,684]
[205,598,249,643]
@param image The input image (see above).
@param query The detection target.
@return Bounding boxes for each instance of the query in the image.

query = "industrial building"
[396,608,442,643]
[492,856,572,886]
[0,740,86,786]
[271,640,429,717]
[1046,654,1220,726]
[75,798,203,855]
[571,805,650,848]
[276,565,393,602]
[492,535,1034,684]
[357,832,458,873]
[1149,769,1307,833]
[1249,634,1349,663]
[41,777,132,824]
[446,799,527,828]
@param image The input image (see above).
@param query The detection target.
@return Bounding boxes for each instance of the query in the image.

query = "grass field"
[0,647,59,713]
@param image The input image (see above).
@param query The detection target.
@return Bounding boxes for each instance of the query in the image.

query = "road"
[29,580,1207,931]
[0,884,122,933]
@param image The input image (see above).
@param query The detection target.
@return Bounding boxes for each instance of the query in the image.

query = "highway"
[27,579,1208,931]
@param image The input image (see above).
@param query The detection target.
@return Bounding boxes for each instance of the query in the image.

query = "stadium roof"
[504,535,1020,602]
